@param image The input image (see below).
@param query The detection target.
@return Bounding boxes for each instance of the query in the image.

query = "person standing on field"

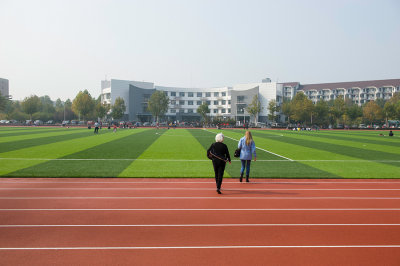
[238,131,256,182]
[207,133,231,194]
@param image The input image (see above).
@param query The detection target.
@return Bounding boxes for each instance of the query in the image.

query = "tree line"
[277,92,400,127]
[1,90,399,126]
[0,90,126,123]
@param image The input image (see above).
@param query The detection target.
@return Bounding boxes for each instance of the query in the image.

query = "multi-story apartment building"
[101,78,282,123]
[0,78,9,98]
[101,78,400,123]
[296,79,400,105]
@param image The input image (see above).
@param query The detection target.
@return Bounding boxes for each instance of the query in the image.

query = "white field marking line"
[1,208,400,211]
[203,129,293,161]
[1,245,400,250]
[1,188,399,191]
[2,181,400,184]
[1,157,400,163]
[1,196,400,200]
[1,224,400,227]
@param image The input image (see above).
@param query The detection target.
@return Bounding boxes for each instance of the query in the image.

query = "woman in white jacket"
[238,131,256,182]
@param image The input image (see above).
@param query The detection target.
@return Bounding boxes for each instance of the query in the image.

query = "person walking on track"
[238,131,256,182]
[207,133,231,194]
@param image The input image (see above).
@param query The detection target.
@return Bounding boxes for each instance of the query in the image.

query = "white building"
[101,78,282,123]
[101,77,400,123]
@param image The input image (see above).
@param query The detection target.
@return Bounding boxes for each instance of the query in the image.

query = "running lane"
[0,178,400,266]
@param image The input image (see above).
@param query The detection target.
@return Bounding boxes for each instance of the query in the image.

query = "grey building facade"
[0,78,9,98]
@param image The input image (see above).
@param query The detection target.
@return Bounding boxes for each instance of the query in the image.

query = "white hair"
[215,133,224,143]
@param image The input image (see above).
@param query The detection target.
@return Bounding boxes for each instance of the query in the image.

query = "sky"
[1,0,399,101]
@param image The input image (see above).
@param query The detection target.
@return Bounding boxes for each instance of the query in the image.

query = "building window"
[196,101,202,105]
[171,100,176,105]
[222,109,226,113]
[143,94,151,102]
[197,92,202,97]
[222,92,226,96]
[164,91,168,96]
[237,96,245,103]
[228,108,231,113]
[214,92,219,97]
[228,100,231,104]
[206,92,211,97]
[170,109,176,113]
[188,92,194,97]
[171,92,176,96]
[179,100,185,105]
[179,109,185,113]
[213,109,218,114]
[188,101,193,105]
[206,100,211,105]
[188,109,194,113]
[237,104,246,114]
[214,100,218,105]
[222,100,226,105]
[179,92,185,97]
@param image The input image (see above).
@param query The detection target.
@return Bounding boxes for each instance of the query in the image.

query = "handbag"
[207,144,215,160]
[234,148,241,158]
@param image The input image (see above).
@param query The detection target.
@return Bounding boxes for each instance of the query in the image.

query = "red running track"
[0,178,400,266]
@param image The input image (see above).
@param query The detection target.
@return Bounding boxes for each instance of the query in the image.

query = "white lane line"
[1,208,400,211]
[203,129,293,161]
[1,245,400,250]
[1,224,399,227]
[1,196,400,200]
[0,188,399,191]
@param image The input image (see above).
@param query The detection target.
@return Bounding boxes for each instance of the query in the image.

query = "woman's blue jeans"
[240,160,251,176]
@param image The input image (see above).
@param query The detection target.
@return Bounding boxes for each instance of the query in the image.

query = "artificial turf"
[0,126,399,178]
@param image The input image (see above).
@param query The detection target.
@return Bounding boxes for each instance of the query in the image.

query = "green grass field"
[0,127,399,178]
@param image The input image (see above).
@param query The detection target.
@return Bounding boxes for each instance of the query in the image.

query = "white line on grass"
[1,157,400,163]
[0,245,399,250]
[1,196,400,200]
[1,208,400,211]
[0,188,399,190]
[1,181,400,184]
[203,129,293,161]
[1,224,399,227]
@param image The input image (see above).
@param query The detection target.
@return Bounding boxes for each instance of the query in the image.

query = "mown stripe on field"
[0,129,96,154]
[0,129,148,177]
[119,129,211,177]
[283,130,400,150]
[0,128,87,144]
[7,129,162,177]
[0,127,79,138]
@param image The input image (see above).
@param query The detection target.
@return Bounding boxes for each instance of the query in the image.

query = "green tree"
[330,96,345,126]
[346,103,363,125]
[363,101,383,126]
[313,100,329,126]
[281,98,294,124]
[96,102,109,121]
[267,99,279,123]
[111,97,126,120]
[197,102,210,126]
[72,90,95,121]
[383,92,399,125]
[148,91,169,122]
[21,95,41,120]
[291,93,314,125]
[246,94,261,124]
